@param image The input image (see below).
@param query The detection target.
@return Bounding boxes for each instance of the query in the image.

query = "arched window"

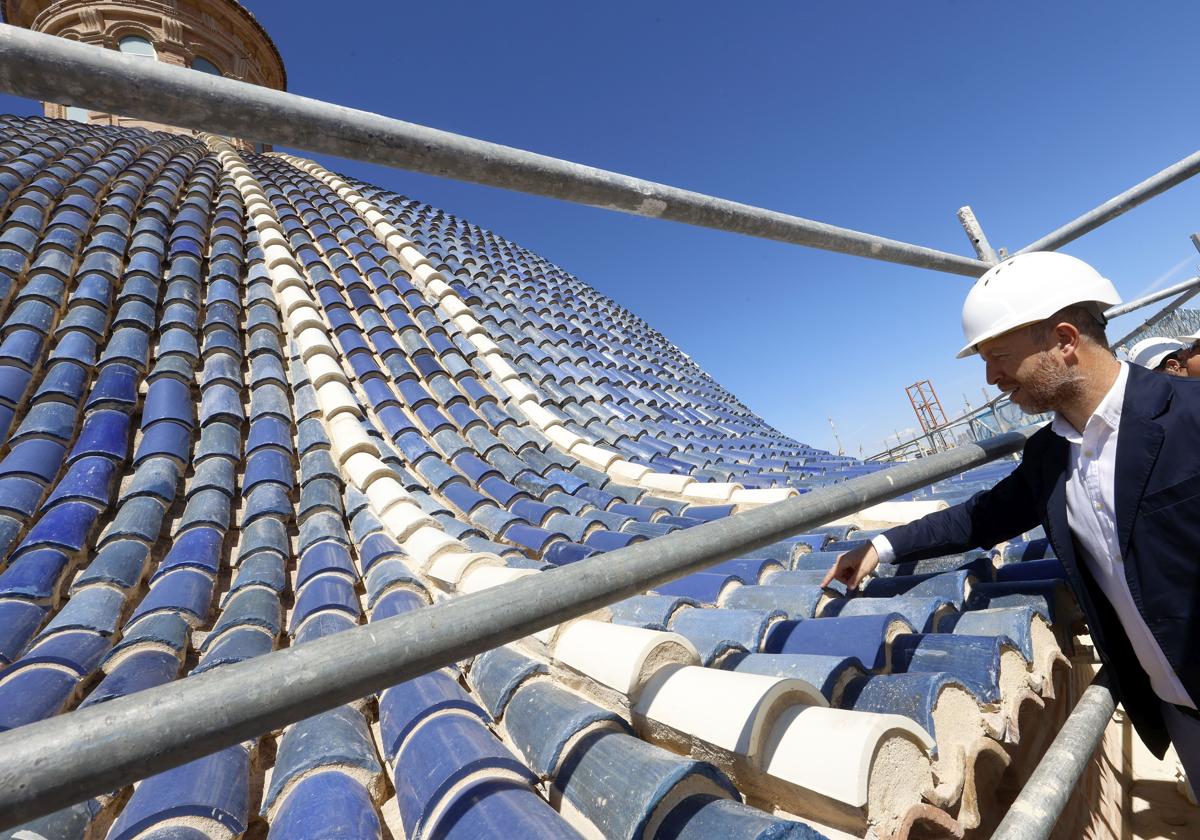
[117,35,156,60]
[65,106,90,123]
[192,57,222,76]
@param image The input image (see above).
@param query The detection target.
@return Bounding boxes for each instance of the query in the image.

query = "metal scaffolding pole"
[1103,275,1200,320]
[0,429,1031,831]
[990,671,1117,840]
[1109,283,1200,349]
[1017,149,1200,254]
[956,205,999,264]
[0,25,989,276]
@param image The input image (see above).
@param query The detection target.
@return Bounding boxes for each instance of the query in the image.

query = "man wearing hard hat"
[824,251,1200,789]
[1179,328,1200,377]
[1129,336,1190,376]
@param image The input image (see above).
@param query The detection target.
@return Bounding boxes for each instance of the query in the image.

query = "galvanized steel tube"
[1110,284,1200,349]
[990,671,1117,840]
[1017,150,1200,254]
[956,205,999,264]
[1103,275,1200,320]
[0,428,1032,830]
[0,25,990,277]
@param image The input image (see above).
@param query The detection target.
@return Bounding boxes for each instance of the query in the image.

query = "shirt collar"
[1050,362,1128,443]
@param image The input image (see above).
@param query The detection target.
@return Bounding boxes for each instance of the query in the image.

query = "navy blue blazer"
[883,363,1200,756]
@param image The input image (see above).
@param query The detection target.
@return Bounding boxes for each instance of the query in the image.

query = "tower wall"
[2,0,285,145]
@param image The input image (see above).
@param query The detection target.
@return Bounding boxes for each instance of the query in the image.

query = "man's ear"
[1054,321,1083,360]
[1164,358,1184,375]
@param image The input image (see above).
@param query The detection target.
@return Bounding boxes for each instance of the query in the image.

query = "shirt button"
[1084,450,1094,458]
[1095,502,1103,511]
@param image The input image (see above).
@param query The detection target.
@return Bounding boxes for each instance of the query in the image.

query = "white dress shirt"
[871,362,1194,708]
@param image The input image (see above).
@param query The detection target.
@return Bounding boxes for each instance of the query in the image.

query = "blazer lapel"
[1040,434,1074,564]
[1115,414,1164,557]
[1115,365,1170,557]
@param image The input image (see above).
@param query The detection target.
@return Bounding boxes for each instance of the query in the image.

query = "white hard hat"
[1129,336,1187,370]
[958,252,1121,358]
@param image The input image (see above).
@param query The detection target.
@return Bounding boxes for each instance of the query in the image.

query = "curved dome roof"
[0,113,1067,840]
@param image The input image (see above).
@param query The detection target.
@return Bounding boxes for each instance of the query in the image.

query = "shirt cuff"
[869,533,895,565]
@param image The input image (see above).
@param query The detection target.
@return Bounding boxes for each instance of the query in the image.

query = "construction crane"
[827,416,845,456]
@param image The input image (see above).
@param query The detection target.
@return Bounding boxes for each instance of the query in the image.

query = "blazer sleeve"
[881,455,1042,564]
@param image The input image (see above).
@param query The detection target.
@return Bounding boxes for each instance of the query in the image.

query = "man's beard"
[1013,352,1085,414]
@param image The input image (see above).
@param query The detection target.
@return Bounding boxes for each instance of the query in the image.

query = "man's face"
[978,324,1081,414]
[1185,341,1200,377]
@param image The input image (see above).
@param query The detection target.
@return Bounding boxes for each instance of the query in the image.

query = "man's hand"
[821,543,880,589]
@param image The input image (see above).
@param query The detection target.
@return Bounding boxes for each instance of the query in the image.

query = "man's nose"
[984,361,1000,386]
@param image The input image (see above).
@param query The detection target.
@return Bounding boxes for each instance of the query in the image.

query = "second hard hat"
[958,252,1121,358]
[1129,336,1186,370]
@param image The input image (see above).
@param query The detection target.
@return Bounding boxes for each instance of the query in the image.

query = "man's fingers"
[820,564,838,588]
[824,550,856,588]
[824,545,876,590]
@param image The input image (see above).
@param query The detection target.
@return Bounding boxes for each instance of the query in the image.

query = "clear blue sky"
[4,2,1199,456]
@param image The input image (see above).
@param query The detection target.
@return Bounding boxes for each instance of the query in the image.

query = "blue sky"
[4,2,1199,456]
